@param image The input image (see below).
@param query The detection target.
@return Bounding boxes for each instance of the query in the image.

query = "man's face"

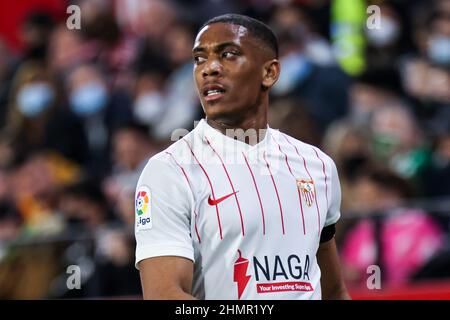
[192,23,269,121]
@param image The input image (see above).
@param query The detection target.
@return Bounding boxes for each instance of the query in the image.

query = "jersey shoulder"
[147,128,197,165]
[139,129,197,185]
[274,129,336,166]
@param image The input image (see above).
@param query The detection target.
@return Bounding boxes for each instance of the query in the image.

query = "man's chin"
[203,100,247,120]
[204,104,230,118]
[206,108,238,121]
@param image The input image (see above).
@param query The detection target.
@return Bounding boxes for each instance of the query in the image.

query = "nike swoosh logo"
[208,191,238,206]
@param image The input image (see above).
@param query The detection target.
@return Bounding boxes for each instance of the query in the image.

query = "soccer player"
[135,14,350,300]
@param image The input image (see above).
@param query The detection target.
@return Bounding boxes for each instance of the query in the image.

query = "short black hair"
[116,120,150,138]
[62,179,107,207]
[358,166,415,199]
[200,14,278,58]
[356,66,404,96]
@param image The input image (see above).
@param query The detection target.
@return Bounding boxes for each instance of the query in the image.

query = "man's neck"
[206,105,268,146]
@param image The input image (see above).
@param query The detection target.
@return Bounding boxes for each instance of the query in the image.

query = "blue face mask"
[428,35,450,66]
[70,81,108,116]
[272,52,312,96]
[17,83,54,117]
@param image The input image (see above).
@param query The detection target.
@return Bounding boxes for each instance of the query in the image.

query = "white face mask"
[133,92,165,125]
[272,52,312,96]
[366,17,400,47]
[427,35,450,66]
[69,80,108,116]
[17,82,54,117]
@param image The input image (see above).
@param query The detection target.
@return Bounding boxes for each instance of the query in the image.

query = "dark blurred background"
[0,0,449,299]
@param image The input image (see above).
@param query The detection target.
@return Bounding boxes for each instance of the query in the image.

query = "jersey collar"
[196,118,274,157]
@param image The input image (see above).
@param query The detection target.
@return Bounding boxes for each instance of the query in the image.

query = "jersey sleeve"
[324,159,342,227]
[134,155,194,270]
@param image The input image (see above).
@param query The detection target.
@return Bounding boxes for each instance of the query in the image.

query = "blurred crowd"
[0,0,449,299]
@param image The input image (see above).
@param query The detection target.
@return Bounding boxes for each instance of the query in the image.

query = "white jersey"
[135,119,341,300]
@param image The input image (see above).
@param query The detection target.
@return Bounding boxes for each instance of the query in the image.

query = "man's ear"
[262,59,280,90]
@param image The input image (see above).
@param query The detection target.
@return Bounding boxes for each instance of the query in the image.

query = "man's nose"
[202,58,222,78]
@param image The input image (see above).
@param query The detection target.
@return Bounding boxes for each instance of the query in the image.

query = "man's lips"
[204,91,225,102]
[202,83,226,102]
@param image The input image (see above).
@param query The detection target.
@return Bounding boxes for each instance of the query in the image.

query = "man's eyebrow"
[192,41,241,54]
[192,46,205,54]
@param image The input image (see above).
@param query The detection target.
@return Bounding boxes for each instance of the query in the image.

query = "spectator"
[322,120,373,212]
[20,11,55,62]
[153,21,200,139]
[65,63,132,178]
[348,67,405,125]
[47,24,86,77]
[370,104,432,182]
[103,121,158,208]
[270,3,352,133]
[9,152,79,234]
[131,55,170,129]
[58,179,110,233]
[402,2,450,124]
[78,0,139,90]
[341,166,444,287]
[268,97,321,147]
[1,61,88,166]
[364,2,415,70]
[58,178,140,298]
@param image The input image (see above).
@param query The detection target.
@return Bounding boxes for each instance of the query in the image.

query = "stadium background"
[0,0,449,299]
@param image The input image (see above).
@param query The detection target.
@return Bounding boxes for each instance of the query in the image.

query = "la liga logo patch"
[136,188,150,216]
[135,185,152,231]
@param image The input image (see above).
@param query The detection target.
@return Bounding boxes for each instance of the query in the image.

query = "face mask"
[17,83,54,117]
[70,81,108,116]
[272,52,312,95]
[366,17,400,47]
[350,105,373,125]
[133,92,165,125]
[427,35,450,66]
[372,133,401,160]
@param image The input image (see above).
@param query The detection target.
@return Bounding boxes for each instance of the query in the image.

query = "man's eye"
[222,51,237,58]
[194,56,206,64]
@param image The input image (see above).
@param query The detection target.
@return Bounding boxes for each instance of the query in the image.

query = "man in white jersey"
[135,14,350,300]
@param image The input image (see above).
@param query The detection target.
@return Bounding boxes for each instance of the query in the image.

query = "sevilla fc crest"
[297,179,315,207]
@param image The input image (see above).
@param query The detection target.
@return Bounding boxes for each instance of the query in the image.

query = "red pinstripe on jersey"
[282,134,321,237]
[166,151,202,243]
[205,137,245,237]
[183,139,223,240]
[263,151,285,235]
[272,136,306,235]
[242,151,266,235]
[313,147,329,209]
